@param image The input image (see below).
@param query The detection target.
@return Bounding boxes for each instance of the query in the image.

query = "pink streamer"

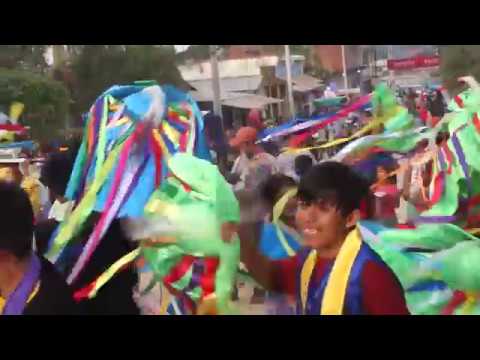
[67,124,145,284]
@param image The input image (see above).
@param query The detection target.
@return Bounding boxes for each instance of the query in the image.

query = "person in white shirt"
[324,86,336,99]
[35,150,76,255]
[228,127,277,191]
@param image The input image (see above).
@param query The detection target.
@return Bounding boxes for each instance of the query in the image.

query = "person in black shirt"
[427,89,445,118]
[0,182,77,315]
[35,151,139,315]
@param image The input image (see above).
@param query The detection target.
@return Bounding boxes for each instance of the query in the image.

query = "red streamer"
[473,113,480,134]
[441,290,467,315]
[289,95,372,147]
[0,124,26,132]
[200,258,219,299]
[150,132,163,188]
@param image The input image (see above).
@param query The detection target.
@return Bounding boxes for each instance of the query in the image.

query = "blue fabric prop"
[0,140,35,150]
[260,223,301,260]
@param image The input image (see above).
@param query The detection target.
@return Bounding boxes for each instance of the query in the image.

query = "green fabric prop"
[351,82,480,314]
[141,153,240,314]
[426,241,480,291]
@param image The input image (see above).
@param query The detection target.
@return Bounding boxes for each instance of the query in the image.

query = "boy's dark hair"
[376,164,397,185]
[0,182,34,259]
[298,162,370,217]
[261,174,296,208]
[294,155,314,178]
[435,131,450,145]
[40,149,76,198]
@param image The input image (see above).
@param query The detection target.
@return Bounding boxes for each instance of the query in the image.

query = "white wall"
[179,56,279,81]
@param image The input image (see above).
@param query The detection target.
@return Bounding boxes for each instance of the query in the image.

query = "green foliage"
[0,45,48,73]
[440,45,480,93]
[69,45,188,117]
[0,68,70,141]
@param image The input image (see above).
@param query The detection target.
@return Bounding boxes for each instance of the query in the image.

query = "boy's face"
[243,141,257,159]
[376,167,388,182]
[296,198,353,253]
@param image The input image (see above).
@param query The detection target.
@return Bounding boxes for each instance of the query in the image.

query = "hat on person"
[229,127,258,148]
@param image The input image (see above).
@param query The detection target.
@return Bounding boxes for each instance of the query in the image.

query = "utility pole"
[52,45,67,71]
[341,45,348,90]
[210,45,223,130]
[284,45,295,121]
[209,45,227,173]
[388,45,394,88]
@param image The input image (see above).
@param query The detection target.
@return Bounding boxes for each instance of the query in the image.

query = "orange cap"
[229,127,258,148]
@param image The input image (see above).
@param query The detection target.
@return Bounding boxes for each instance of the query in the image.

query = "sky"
[174,45,191,53]
[43,45,191,66]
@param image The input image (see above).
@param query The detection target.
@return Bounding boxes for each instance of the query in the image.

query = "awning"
[275,74,323,93]
[221,94,283,110]
[313,96,347,108]
[292,75,323,92]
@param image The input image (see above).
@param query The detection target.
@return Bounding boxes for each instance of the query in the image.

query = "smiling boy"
[238,162,409,315]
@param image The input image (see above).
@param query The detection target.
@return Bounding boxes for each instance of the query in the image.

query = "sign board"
[387,55,440,71]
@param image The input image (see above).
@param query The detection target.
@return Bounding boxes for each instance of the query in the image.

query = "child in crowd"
[259,174,301,314]
[238,162,409,315]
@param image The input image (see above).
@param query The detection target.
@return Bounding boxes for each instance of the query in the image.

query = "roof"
[291,74,323,92]
[190,84,283,109]
[336,88,361,95]
[222,94,283,109]
[274,74,324,92]
[279,55,306,62]
[189,76,262,93]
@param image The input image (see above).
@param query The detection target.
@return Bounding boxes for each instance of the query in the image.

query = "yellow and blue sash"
[297,227,382,315]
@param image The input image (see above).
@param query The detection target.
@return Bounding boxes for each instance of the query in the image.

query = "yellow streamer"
[272,188,298,223]
[152,128,172,159]
[0,281,40,314]
[107,116,129,129]
[272,187,298,257]
[461,292,477,314]
[300,250,317,313]
[300,227,362,315]
[9,102,24,123]
[284,106,405,154]
[162,122,181,146]
[46,141,126,262]
[158,284,172,315]
[89,248,141,299]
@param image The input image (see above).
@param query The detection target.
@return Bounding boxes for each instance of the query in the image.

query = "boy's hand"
[236,189,268,224]
[141,235,177,247]
[221,222,238,243]
[225,172,241,184]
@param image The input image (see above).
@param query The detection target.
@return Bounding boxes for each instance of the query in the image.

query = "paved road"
[233,282,268,315]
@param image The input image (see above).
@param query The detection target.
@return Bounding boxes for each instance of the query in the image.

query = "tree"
[63,45,189,121]
[0,45,49,73]
[0,68,70,142]
[440,45,480,93]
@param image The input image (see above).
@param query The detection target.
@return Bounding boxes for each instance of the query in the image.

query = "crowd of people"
[1,75,476,316]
